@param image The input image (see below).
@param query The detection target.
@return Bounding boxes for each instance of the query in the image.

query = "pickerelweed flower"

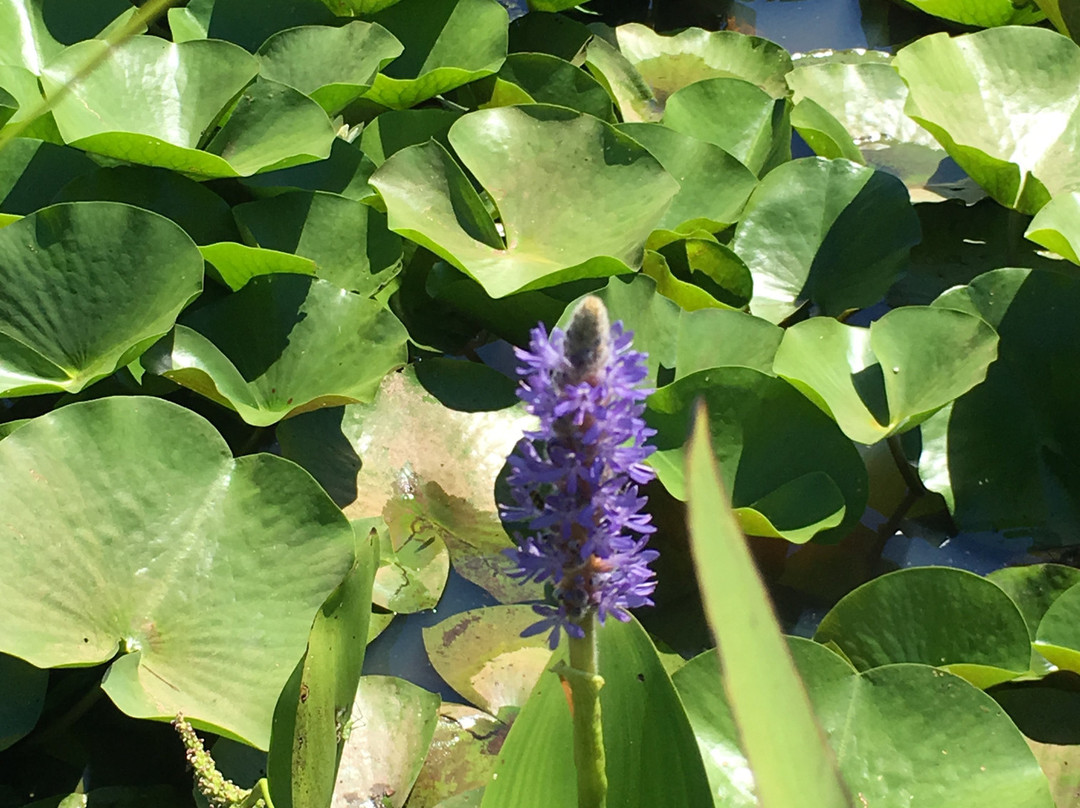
[502,296,659,649]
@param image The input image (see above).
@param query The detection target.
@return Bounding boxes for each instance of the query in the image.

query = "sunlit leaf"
[0,396,356,749]
[1026,190,1080,264]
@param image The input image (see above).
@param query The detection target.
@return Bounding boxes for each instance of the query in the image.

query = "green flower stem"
[565,611,608,808]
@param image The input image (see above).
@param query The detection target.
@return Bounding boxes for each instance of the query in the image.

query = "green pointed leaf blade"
[268,527,378,808]
[647,367,867,543]
[257,22,404,116]
[481,617,713,808]
[685,404,851,808]
[364,0,508,110]
[371,105,678,298]
[0,396,356,749]
[1026,190,1080,264]
[814,567,1032,686]
[144,275,408,427]
[731,157,920,323]
[894,28,1080,213]
[0,201,203,396]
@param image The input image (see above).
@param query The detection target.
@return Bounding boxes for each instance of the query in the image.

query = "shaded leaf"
[143,274,408,427]
[0,201,202,396]
[989,564,1080,640]
[0,652,46,750]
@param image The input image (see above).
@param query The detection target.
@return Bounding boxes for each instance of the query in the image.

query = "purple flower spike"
[502,296,658,649]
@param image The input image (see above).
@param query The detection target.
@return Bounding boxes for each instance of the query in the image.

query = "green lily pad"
[0,396,355,749]
[142,274,408,427]
[1026,740,1080,808]
[199,243,318,291]
[55,165,239,245]
[1033,0,1080,38]
[898,0,1044,27]
[422,606,552,718]
[370,105,678,298]
[677,639,1056,808]
[674,307,783,379]
[375,503,450,613]
[257,22,404,116]
[773,306,999,444]
[278,364,540,603]
[0,201,202,397]
[815,567,1032,687]
[0,64,58,140]
[894,28,1080,214]
[364,0,508,110]
[583,35,660,123]
[460,52,615,121]
[649,234,753,309]
[479,617,713,808]
[0,653,46,751]
[232,191,403,295]
[616,122,757,233]
[42,38,335,178]
[646,367,868,543]
[682,408,849,807]
[333,675,441,808]
[408,703,508,808]
[1035,584,1080,674]
[662,77,790,176]
[0,85,15,128]
[358,108,460,166]
[921,268,1080,544]
[0,0,130,74]
[168,0,337,50]
[615,23,792,102]
[988,564,1080,640]
[731,156,920,323]
[1026,190,1080,264]
[786,58,945,190]
[240,137,378,202]
[0,138,97,216]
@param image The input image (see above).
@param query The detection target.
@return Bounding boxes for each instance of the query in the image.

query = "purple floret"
[501,297,659,649]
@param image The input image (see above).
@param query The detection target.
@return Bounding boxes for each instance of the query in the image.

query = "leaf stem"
[565,612,608,808]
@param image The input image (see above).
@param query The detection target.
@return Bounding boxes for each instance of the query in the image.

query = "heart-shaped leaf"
[42,38,335,178]
[363,0,508,110]
[479,617,713,808]
[662,77,790,175]
[0,396,356,749]
[815,567,1033,687]
[370,105,678,298]
[731,157,920,323]
[894,27,1080,214]
[920,267,1080,544]
[0,201,202,396]
[676,639,1056,808]
[278,363,539,604]
[257,22,404,116]
[773,306,998,444]
[646,367,868,543]
[616,122,757,233]
[422,606,551,718]
[143,274,408,426]
[786,57,945,191]
[1026,190,1080,264]
[232,191,403,295]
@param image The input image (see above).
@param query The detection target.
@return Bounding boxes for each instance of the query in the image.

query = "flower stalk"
[502,296,658,808]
